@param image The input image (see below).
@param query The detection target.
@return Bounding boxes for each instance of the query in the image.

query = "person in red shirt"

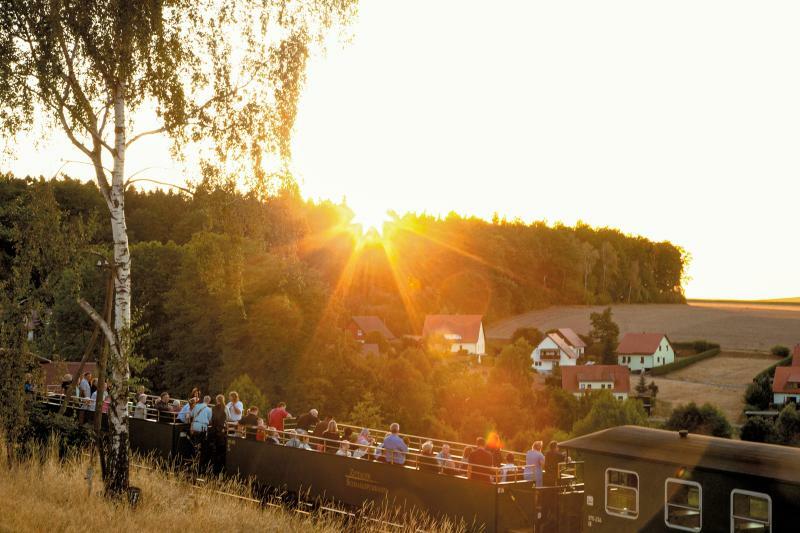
[268,401,292,432]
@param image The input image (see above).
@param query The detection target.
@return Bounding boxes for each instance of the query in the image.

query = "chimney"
[678,429,688,439]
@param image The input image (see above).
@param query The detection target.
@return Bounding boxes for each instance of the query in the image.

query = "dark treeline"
[1,174,683,446]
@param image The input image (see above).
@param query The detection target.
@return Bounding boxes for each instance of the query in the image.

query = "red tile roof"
[547,333,578,360]
[350,316,396,340]
[617,333,668,355]
[561,365,630,394]
[773,365,800,394]
[422,315,483,343]
[557,328,587,349]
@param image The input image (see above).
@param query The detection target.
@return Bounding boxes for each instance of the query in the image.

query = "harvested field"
[487,302,800,351]
[635,352,778,424]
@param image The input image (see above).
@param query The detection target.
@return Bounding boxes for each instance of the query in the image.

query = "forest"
[1,174,687,447]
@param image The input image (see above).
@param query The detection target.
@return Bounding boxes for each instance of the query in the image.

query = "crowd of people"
[127,388,568,485]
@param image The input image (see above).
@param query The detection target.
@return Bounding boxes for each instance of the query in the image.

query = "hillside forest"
[1,174,687,447]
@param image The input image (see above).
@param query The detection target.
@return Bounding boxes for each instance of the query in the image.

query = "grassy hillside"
[0,442,460,533]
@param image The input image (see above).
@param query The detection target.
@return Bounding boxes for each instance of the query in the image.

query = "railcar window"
[665,478,701,532]
[731,490,771,533]
[605,468,639,519]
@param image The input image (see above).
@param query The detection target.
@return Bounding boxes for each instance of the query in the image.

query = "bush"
[740,416,778,443]
[511,327,544,347]
[571,391,648,437]
[771,345,791,357]
[743,374,773,411]
[664,402,732,438]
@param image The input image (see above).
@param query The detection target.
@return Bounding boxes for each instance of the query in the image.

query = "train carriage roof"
[561,425,800,484]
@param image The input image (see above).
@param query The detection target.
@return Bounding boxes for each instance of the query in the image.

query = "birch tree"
[0,0,356,498]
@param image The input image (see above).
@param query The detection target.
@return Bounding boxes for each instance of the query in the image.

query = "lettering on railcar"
[345,469,389,495]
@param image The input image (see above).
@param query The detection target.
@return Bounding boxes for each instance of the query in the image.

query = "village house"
[422,314,486,356]
[773,344,800,406]
[345,316,396,343]
[561,364,630,400]
[530,328,585,373]
[616,332,675,371]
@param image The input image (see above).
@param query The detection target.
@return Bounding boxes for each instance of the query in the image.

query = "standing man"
[543,441,566,487]
[296,408,319,431]
[382,423,408,465]
[525,441,546,486]
[468,437,495,482]
[225,391,243,423]
[268,401,292,432]
[78,372,92,399]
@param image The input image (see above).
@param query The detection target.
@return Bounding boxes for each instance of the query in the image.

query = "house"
[773,344,800,406]
[530,330,582,373]
[345,316,396,343]
[422,314,486,355]
[39,360,97,389]
[561,365,630,400]
[616,332,675,371]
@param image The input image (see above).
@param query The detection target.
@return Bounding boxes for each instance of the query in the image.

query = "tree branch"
[77,298,119,359]
[126,126,167,148]
[124,178,193,195]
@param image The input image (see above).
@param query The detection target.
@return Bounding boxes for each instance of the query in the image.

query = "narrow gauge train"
[41,394,800,532]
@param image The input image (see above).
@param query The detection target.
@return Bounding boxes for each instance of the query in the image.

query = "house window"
[665,478,701,531]
[640,357,644,364]
[731,490,771,532]
[606,468,638,519]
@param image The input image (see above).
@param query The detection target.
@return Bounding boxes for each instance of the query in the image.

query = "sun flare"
[350,205,391,236]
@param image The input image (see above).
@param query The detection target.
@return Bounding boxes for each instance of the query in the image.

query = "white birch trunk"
[104,81,132,495]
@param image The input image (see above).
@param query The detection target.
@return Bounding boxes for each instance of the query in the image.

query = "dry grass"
[0,440,467,533]
[487,302,800,351]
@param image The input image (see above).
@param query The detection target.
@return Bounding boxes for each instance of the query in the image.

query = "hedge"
[649,347,721,376]
[755,354,793,380]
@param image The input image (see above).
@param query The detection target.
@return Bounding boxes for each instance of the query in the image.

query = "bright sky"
[4,1,800,300]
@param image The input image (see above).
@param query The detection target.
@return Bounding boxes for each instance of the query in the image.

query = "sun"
[350,204,391,236]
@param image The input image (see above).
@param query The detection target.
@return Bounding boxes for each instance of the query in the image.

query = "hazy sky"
[4,1,800,300]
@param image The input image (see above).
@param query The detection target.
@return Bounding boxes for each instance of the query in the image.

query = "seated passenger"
[133,394,148,420]
[499,453,518,483]
[238,406,260,438]
[467,438,494,483]
[343,426,355,443]
[296,429,314,450]
[382,423,408,465]
[265,426,281,445]
[353,428,374,459]
[296,409,319,432]
[460,446,474,475]
[156,392,178,422]
[321,419,341,453]
[335,440,351,457]
[417,441,439,473]
[436,444,457,475]
[285,429,304,448]
[177,397,197,424]
[254,419,267,442]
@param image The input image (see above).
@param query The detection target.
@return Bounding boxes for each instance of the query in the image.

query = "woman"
[321,419,340,453]
[353,428,374,459]
[190,387,201,401]
[133,394,148,419]
[418,441,439,473]
[335,440,351,457]
[208,394,228,474]
[436,444,457,475]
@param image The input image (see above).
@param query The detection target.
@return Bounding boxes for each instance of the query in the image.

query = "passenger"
[284,429,304,448]
[255,419,267,442]
[265,426,281,445]
[268,401,292,432]
[208,394,228,474]
[156,392,178,422]
[336,440,351,457]
[418,441,439,473]
[190,387,201,401]
[296,408,319,431]
[78,372,92,400]
[24,373,34,394]
[191,395,213,434]
[543,441,565,487]
[313,415,331,438]
[60,373,73,396]
[322,419,341,453]
[238,407,260,439]
[437,444,457,475]
[382,423,408,465]
[225,391,243,423]
[90,377,98,396]
[343,426,355,443]
[90,384,110,413]
[525,441,545,486]
[460,446,473,475]
[177,397,197,424]
[353,428,374,459]
[133,394,148,419]
[499,453,518,483]
[467,438,494,482]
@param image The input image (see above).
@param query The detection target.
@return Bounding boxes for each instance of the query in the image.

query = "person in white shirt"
[78,372,92,399]
[133,393,147,419]
[335,440,351,457]
[90,384,109,413]
[225,391,243,422]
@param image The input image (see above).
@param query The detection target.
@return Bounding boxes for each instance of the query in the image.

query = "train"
[40,393,800,532]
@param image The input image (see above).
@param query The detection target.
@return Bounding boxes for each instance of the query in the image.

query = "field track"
[487,302,800,351]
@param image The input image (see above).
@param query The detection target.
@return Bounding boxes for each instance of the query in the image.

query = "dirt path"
[487,302,800,351]
[634,352,778,423]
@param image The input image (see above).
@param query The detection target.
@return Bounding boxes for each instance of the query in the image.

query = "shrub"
[649,348,720,376]
[664,402,732,438]
[511,327,544,346]
[743,374,773,411]
[740,416,778,443]
[771,345,791,357]
[571,391,648,437]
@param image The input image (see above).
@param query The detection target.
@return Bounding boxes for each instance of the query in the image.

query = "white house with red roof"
[530,328,585,373]
[773,344,800,405]
[617,332,675,371]
[422,314,485,356]
[561,365,631,400]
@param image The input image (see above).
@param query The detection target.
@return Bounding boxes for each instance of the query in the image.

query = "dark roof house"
[422,315,483,343]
